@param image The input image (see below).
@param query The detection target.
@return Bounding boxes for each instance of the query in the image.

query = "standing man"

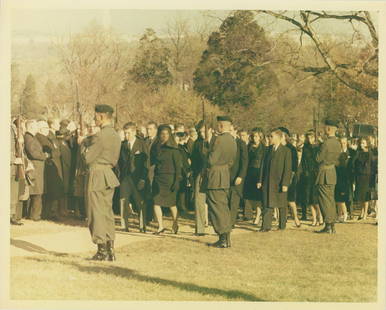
[205,116,237,248]
[229,125,248,226]
[191,120,211,236]
[315,120,341,234]
[145,121,158,224]
[82,104,121,261]
[118,122,149,233]
[24,120,47,221]
[257,128,292,232]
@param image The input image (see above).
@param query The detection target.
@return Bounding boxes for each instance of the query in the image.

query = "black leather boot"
[91,243,108,261]
[106,240,116,261]
[208,234,228,248]
[226,232,231,248]
[316,223,332,234]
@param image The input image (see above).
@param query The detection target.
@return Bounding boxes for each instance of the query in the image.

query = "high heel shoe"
[295,221,301,228]
[172,223,179,234]
[153,228,166,235]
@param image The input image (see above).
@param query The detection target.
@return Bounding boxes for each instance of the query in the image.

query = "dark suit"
[258,144,292,230]
[82,123,121,244]
[118,137,149,230]
[315,136,341,224]
[229,138,248,226]
[191,137,210,234]
[205,132,237,235]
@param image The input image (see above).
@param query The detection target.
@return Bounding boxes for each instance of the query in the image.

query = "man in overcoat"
[82,104,121,261]
[24,120,46,221]
[118,122,149,233]
[257,128,292,231]
[205,116,237,248]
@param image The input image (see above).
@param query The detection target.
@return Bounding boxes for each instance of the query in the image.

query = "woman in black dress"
[353,137,375,221]
[243,128,266,225]
[150,125,182,234]
[298,131,323,226]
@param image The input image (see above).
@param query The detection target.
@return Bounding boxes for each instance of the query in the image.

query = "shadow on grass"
[10,239,68,257]
[25,256,263,301]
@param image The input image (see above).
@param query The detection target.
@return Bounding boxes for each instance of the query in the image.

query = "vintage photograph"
[3,1,383,306]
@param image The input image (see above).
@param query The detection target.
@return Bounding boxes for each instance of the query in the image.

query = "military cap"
[324,119,339,128]
[278,126,290,136]
[216,115,232,122]
[95,104,114,114]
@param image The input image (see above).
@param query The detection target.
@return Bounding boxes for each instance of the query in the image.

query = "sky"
[11,9,378,43]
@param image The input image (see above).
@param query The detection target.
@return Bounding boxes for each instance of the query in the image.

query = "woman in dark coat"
[243,128,266,224]
[297,131,323,226]
[354,137,375,221]
[150,125,182,234]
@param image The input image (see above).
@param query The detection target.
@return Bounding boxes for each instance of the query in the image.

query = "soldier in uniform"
[205,116,237,248]
[82,104,121,261]
[315,119,341,234]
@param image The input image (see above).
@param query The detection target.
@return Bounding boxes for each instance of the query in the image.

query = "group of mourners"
[10,104,378,260]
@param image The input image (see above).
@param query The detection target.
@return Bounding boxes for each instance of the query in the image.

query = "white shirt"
[127,137,136,150]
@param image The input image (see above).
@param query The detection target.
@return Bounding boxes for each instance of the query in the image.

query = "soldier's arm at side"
[315,141,327,164]
[83,134,103,165]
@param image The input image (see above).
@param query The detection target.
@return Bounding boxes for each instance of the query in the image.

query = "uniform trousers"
[206,188,232,235]
[317,184,336,224]
[262,207,287,230]
[87,188,115,244]
[229,186,242,226]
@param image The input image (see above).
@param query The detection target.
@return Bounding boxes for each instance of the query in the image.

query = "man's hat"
[278,126,290,136]
[216,115,232,122]
[95,104,114,114]
[324,119,339,128]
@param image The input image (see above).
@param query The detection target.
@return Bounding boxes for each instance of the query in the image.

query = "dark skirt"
[355,174,371,202]
[287,174,297,202]
[297,173,318,206]
[334,168,353,203]
[243,167,262,201]
[152,173,177,207]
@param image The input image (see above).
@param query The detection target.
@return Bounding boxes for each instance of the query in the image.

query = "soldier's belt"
[88,163,113,170]
[319,164,335,170]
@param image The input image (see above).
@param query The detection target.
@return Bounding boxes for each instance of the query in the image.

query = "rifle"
[14,115,25,181]
[202,96,209,142]
[75,81,84,137]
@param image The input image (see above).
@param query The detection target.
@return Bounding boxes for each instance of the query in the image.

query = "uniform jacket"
[229,137,248,195]
[206,132,237,190]
[83,123,121,192]
[258,144,292,209]
[24,132,46,195]
[315,136,341,185]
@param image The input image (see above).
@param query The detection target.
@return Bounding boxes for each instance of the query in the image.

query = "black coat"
[258,144,292,209]
[118,138,149,183]
[36,133,64,200]
[191,137,210,177]
[24,132,46,195]
[244,143,266,201]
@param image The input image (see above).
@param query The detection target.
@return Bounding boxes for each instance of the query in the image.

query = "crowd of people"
[10,105,378,259]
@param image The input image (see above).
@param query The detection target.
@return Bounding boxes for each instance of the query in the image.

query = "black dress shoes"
[259,228,271,232]
[316,223,333,234]
[208,234,228,248]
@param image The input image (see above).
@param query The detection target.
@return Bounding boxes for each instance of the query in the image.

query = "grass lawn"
[10,216,377,302]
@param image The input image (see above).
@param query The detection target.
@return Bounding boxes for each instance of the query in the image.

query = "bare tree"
[255,10,378,100]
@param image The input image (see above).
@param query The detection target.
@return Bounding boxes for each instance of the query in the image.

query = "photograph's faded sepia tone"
[7,5,380,303]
